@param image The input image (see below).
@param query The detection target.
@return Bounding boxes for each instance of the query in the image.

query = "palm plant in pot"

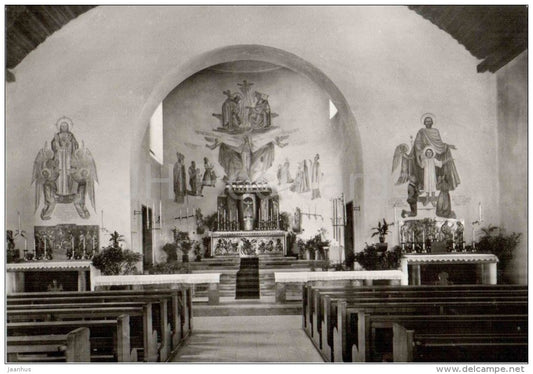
[371,219,391,251]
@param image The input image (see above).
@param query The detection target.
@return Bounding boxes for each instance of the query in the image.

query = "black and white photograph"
[3,4,529,371]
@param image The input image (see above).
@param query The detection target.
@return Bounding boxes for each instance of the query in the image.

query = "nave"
[171,315,323,362]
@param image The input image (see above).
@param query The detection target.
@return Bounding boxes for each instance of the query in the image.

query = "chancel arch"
[130,45,364,266]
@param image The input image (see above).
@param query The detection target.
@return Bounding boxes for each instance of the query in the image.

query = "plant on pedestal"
[92,231,142,275]
[371,219,391,250]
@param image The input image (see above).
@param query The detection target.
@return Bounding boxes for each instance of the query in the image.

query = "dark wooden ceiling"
[5,5,95,69]
[409,5,528,73]
[4,5,528,74]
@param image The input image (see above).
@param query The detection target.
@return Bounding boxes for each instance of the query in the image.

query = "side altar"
[211,183,286,257]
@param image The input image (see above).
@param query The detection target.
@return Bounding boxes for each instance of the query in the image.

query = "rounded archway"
[130,44,365,262]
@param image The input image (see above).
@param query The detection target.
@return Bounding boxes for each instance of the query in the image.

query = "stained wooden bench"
[7,327,90,362]
[393,321,528,362]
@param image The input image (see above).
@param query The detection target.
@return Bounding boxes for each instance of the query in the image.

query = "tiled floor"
[171,315,324,363]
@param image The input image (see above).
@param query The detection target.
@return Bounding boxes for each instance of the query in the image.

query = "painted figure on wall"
[202,157,217,187]
[52,118,79,195]
[311,154,322,200]
[188,161,199,196]
[248,91,271,129]
[173,152,187,203]
[211,81,278,134]
[32,117,98,220]
[401,175,419,218]
[220,91,243,130]
[436,175,456,218]
[206,135,288,182]
[392,113,460,207]
[291,160,311,193]
[277,158,293,185]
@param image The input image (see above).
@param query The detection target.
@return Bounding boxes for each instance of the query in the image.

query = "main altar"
[211,183,286,257]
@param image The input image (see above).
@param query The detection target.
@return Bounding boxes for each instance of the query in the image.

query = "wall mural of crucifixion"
[31,117,98,220]
[198,80,292,183]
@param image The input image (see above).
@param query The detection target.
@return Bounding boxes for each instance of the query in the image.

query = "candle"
[83,236,86,250]
[17,211,21,232]
[160,200,163,227]
[44,238,47,254]
[479,202,482,222]
[71,236,74,250]
[422,230,425,249]
[101,210,104,228]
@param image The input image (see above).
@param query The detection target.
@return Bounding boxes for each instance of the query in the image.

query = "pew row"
[393,321,528,362]
[274,271,404,303]
[7,327,90,362]
[7,287,194,362]
[8,315,137,362]
[302,284,527,363]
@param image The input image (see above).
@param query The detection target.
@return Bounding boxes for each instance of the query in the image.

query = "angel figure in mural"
[32,117,98,220]
[392,113,460,209]
[205,134,289,182]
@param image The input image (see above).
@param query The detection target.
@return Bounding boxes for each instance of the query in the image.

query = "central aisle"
[171,315,324,362]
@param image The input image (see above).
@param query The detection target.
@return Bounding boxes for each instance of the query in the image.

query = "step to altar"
[193,296,302,316]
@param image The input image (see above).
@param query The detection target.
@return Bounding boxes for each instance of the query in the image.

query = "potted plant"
[371,219,391,251]
[92,231,142,275]
[476,225,521,283]
[162,242,178,262]
[193,241,203,262]
[355,244,401,270]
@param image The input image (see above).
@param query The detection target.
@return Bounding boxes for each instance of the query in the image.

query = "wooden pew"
[7,315,137,362]
[7,286,194,358]
[7,327,90,362]
[393,320,528,362]
[7,304,159,362]
[303,284,527,338]
[303,284,528,333]
[304,284,527,353]
[303,284,527,362]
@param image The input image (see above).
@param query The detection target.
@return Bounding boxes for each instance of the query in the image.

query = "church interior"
[4,5,528,365]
